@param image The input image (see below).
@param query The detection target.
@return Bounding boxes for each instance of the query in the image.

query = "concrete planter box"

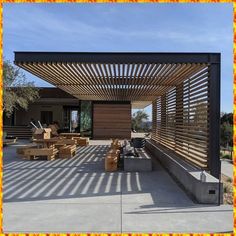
[123,147,152,172]
[146,140,223,204]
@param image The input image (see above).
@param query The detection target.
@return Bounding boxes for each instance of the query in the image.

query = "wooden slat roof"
[14,52,217,107]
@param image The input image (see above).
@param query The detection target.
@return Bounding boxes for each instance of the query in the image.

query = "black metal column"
[208,54,221,178]
[151,100,157,140]
[161,95,167,128]
[91,101,94,139]
[175,83,184,152]
[78,100,81,133]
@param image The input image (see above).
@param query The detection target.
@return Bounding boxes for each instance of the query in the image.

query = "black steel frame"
[15,52,220,64]
[208,55,221,178]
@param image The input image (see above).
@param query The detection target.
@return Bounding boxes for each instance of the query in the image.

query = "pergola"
[14,52,220,177]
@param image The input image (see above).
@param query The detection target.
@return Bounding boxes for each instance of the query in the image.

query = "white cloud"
[3,4,232,50]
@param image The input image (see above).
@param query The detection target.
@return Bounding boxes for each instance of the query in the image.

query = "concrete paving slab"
[89,140,112,146]
[16,194,121,204]
[122,190,193,206]
[122,204,233,233]
[3,141,233,233]
[121,172,178,192]
[4,202,121,232]
[121,172,193,206]
[4,171,122,203]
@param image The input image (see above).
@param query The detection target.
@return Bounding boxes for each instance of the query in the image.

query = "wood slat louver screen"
[152,66,209,169]
[16,61,207,103]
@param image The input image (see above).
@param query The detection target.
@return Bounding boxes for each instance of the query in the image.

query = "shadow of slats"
[4,144,195,208]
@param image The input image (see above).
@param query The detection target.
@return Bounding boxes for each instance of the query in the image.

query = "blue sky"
[3,3,233,119]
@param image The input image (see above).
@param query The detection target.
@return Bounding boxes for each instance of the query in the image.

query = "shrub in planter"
[222,154,232,160]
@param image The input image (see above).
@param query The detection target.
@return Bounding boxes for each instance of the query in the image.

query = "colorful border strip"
[0,1,234,235]
[1,0,234,2]
[0,0,3,234]
[233,2,236,235]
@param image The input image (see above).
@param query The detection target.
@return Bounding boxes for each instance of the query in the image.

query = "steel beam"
[208,54,221,178]
[14,52,220,64]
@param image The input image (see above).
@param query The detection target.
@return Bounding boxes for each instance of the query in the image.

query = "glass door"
[80,101,92,137]
[70,109,79,133]
[63,106,80,133]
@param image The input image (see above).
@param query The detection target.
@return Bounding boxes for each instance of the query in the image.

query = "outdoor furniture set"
[17,128,89,161]
[3,130,18,147]
[3,136,18,147]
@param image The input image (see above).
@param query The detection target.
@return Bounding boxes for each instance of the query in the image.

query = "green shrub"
[226,178,232,183]
[223,185,228,193]
[224,184,232,193]
[222,154,232,160]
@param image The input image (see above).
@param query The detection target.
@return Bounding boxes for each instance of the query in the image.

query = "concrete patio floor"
[3,140,233,233]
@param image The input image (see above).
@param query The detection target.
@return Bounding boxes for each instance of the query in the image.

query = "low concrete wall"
[146,140,223,204]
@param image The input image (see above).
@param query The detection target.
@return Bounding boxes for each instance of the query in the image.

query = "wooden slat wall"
[93,103,131,139]
[151,66,210,169]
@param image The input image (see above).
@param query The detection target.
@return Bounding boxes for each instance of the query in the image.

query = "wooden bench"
[105,148,120,172]
[23,147,58,161]
[107,148,120,156]
[73,137,89,146]
[59,144,76,158]
[105,155,118,171]
[55,138,76,146]
[16,144,38,158]
[3,138,17,146]
[59,133,80,139]
[111,139,121,149]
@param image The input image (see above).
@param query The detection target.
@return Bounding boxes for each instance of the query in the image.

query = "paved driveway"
[221,160,233,179]
[3,141,233,233]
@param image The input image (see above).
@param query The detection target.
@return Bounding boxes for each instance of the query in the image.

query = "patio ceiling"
[14,52,211,108]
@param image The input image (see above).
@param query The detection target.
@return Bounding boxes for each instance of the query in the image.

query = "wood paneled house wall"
[93,102,131,139]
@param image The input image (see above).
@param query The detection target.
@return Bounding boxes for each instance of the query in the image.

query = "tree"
[220,113,233,125]
[220,123,233,148]
[132,110,149,132]
[3,60,39,117]
[220,112,233,148]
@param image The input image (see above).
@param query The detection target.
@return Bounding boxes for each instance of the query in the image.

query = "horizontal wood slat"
[151,67,210,169]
